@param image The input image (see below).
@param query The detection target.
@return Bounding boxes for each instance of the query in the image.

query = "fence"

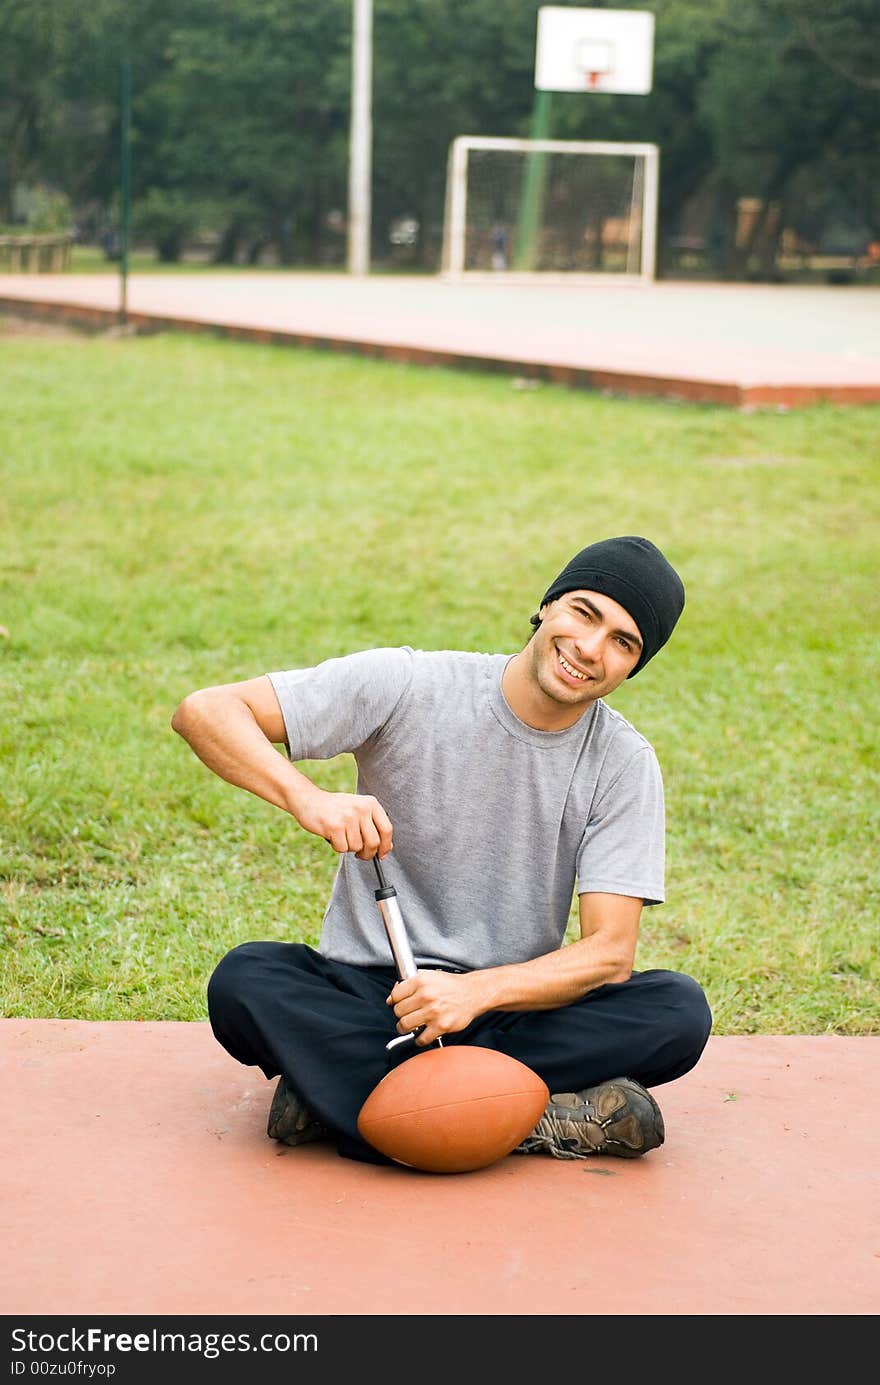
[0,234,73,272]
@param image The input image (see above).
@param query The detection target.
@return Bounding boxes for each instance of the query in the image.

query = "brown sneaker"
[516,1077,665,1160]
[266,1076,328,1146]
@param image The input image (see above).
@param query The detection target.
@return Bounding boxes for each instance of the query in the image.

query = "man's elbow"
[608,959,635,985]
[604,946,636,985]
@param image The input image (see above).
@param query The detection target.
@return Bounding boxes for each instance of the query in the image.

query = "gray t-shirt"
[268,646,665,971]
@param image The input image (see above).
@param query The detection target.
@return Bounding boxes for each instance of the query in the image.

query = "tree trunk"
[213,224,242,264]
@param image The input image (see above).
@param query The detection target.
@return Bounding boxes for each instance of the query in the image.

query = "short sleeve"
[267,646,414,762]
[575,746,666,905]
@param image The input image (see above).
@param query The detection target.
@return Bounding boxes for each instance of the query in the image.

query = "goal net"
[441,136,659,281]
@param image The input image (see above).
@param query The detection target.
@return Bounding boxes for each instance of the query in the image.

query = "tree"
[2,0,877,277]
[371,0,539,267]
[137,0,351,263]
[698,0,880,276]
[0,0,80,223]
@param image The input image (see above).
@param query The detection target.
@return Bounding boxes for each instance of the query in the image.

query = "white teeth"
[559,653,587,681]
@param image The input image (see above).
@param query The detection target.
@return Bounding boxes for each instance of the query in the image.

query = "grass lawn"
[1,318,877,1032]
[67,244,421,276]
[69,245,301,275]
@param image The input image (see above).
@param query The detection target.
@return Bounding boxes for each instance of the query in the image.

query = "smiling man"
[174,535,712,1166]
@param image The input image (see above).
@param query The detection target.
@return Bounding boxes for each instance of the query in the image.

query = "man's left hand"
[387,969,484,1047]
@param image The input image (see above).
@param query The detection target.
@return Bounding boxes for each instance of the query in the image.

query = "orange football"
[357,1045,549,1174]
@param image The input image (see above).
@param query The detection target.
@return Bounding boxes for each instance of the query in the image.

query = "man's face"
[526,589,643,709]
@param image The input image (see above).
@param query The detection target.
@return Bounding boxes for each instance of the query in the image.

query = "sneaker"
[516,1077,664,1160]
[266,1076,328,1146]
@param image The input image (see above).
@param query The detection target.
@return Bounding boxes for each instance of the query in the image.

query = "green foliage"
[138,0,352,264]
[16,183,73,232]
[0,328,878,1034]
[1,0,877,274]
[131,187,204,261]
[695,0,880,273]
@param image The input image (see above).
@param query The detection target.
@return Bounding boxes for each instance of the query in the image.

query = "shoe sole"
[267,1077,327,1146]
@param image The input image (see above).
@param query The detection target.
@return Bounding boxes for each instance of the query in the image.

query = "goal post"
[440,135,659,283]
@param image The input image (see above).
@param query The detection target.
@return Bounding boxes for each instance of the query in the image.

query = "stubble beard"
[531,634,597,710]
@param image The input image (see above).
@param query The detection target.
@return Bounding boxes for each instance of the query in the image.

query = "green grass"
[1,323,878,1033]
[68,245,418,275]
[69,245,307,274]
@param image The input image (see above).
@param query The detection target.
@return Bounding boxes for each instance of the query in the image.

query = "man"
[173,536,711,1166]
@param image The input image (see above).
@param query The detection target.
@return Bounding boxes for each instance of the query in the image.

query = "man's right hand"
[293,784,393,859]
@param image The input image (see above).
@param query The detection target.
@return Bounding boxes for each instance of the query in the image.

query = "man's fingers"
[394,1001,422,1027]
[309,792,393,860]
[354,815,381,860]
[340,808,380,856]
[397,1009,424,1035]
[373,802,394,857]
[387,979,415,1005]
[359,799,393,859]
[343,823,363,855]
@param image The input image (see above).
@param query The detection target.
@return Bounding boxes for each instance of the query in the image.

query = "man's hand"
[293,783,393,859]
[388,970,486,1047]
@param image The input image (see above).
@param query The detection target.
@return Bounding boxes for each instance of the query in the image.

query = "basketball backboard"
[535,6,654,94]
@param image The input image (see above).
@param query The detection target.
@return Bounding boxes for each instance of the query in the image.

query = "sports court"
[1,271,879,407]
[2,1018,876,1317]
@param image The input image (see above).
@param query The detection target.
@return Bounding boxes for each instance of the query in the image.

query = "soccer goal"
[440,135,659,282]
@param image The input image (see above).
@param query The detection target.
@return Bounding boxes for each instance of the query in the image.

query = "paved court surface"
[1,271,879,407]
[2,1020,876,1318]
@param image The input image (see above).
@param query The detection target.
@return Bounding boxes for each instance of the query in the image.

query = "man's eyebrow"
[569,595,643,649]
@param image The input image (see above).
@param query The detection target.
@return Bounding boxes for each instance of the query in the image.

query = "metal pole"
[514,89,552,271]
[640,146,660,282]
[348,0,372,275]
[443,137,469,277]
[119,59,131,324]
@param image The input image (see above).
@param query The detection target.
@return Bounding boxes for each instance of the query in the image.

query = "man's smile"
[557,649,593,684]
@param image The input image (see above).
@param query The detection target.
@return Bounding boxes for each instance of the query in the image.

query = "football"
[357,1044,549,1173]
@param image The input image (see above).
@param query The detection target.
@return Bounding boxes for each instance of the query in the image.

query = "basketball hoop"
[534,10,654,97]
[575,36,612,92]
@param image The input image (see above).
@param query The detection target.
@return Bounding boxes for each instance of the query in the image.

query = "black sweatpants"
[207,941,713,1164]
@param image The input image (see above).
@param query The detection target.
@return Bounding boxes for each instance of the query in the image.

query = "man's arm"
[171,676,393,858]
[388,891,642,1045]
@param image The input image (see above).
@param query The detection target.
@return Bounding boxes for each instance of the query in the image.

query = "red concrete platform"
[2,1020,876,1317]
[2,272,879,408]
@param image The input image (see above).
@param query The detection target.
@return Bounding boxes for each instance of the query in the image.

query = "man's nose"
[573,627,605,664]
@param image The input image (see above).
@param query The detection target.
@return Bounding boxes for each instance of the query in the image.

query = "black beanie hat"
[539,536,685,677]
